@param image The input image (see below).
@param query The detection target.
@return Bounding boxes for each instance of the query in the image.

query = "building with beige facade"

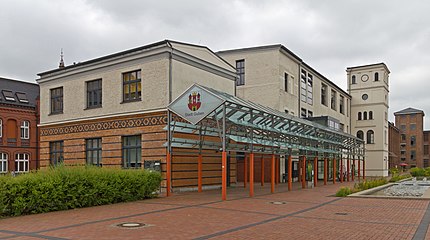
[347,63,390,176]
[218,47,389,177]
[37,40,237,191]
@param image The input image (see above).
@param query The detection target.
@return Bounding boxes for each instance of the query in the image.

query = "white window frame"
[0,152,7,173]
[15,153,29,173]
[21,121,30,139]
[0,119,2,138]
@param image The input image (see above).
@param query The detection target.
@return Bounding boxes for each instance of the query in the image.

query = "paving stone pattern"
[0,181,429,240]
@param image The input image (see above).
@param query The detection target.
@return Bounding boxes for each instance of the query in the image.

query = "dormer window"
[2,90,15,101]
[16,92,29,103]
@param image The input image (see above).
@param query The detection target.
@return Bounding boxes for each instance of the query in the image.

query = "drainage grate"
[269,201,287,205]
[116,222,147,229]
[334,212,348,215]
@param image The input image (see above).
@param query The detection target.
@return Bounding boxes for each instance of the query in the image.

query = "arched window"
[0,152,7,173]
[0,119,2,138]
[20,121,30,139]
[352,75,356,84]
[15,153,29,173]
[374,72,379,81]
[367,130,375,144]
[358,112,362,120]
[357,130,364,140]
[363,111,368,120]
[369,111,373,120]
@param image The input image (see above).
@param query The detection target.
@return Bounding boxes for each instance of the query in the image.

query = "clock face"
[362,94,368,100]
[361,74,369,82]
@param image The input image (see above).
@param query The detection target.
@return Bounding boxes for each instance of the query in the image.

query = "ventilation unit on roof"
[16,92,29,103]
[2,90,16,101]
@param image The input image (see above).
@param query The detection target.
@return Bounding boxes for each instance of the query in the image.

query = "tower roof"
[394,107,425,116]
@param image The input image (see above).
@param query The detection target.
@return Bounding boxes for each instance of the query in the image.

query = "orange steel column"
[261,155,264,186]
[222,151,227,200]
[332,157,336,184]
[347,158,350,182]
[340,158,343,183]
[363,160,366,180]
[271,154,275,193]
[314,156,317,187]
[288,155,292,191]
[198,154,202,192]
[324,158,327,185]
[302,156,306,189]
[358,159,361,179]
[244,154,248,188]
[250,153,255,197]
[166,152,171,197]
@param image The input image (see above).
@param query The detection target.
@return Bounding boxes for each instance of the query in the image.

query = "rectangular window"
[2,90,15,101]
[123,70,142,102]
[307,74,313,105]
[0,119,3,138]
[331,90,337,110]
[86,79,102,108]
[401,134,406,141]
[424,146,429,155]
[284,73,288,93]
[0,153,7,173]
[400,125,406,131]
[308,110,313,117]
[122,135,141,168]
[401,150,406,155]
[236,60,245,86]
[411,136,416,146]
[15,153,29,173]
[410,124,416,130]
[339,95,344,114]
[346,99,349,117]
[50,141,64,166]
[411,150,416,160]
[50,87,63,114]
[425,133,429,142]
[20,121,30,139]
[16,92,29,103]
[425,160,429,168]
[321,84,327,106]
[86,138,102,166]
[301,108,307,118]
[300,70,307,102]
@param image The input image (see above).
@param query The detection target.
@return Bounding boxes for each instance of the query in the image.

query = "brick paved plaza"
[1,181,429,240]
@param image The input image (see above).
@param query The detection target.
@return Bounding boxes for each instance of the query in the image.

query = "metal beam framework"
[165,84,365,198]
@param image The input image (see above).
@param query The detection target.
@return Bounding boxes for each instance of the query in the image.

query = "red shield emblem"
[188,92,201,111]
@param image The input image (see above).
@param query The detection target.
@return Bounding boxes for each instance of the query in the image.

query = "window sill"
[84,106,102,110]
[49,112,63,116]
[121,99,142,104]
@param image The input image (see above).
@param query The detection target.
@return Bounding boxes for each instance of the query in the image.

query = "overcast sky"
[1,0,429,127]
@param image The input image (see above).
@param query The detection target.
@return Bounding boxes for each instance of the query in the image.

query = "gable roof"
[37,39,235,77]
[0,77,39,108]
[394,107,425,116]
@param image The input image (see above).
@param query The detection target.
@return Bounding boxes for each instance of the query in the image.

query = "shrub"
[0,166,161,217]
[410,167,426,177]
[389,174,411,182]
[335,187,353,197]
[389,167,399,175]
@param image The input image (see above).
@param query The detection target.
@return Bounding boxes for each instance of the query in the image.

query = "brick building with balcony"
[0,77,40,173]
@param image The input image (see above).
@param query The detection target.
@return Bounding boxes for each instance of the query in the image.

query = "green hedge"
[410,167,430,177]
[0,166,161,217]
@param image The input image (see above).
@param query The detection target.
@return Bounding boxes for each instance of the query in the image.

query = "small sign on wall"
[169,84,225,125]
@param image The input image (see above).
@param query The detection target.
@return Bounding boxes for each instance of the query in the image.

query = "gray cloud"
[1,0,430,127]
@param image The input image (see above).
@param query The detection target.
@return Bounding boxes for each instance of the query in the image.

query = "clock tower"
[347,63,390,176]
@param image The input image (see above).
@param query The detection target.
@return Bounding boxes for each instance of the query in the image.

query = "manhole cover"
[269,201,287,205]
[117,222,146,228]
[335,212,348,215]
